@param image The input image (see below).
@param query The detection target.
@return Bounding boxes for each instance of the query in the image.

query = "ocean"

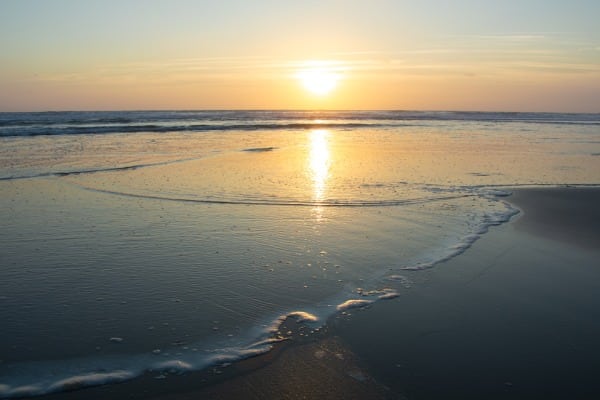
[0,110,599,398]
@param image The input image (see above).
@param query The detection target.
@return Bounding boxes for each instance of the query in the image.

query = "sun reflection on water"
[308,129,331,222]
[309,129,330,203]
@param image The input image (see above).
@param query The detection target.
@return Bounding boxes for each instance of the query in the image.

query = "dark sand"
[509,187,600,250]
[43,187,600,400]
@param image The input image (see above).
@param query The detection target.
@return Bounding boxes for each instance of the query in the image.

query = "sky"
[1,0,599,112]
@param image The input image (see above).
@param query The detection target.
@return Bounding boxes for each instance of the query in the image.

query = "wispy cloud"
[23,37,600,88]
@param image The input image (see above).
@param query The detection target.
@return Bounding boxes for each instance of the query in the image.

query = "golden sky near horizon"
[1,0,599,112]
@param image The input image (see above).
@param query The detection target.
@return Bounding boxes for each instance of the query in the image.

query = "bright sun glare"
[297,62,341,96]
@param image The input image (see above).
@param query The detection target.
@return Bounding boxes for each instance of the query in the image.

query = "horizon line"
[1,108,598,115]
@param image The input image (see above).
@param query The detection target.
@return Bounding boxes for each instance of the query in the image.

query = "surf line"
[65,181,477,208]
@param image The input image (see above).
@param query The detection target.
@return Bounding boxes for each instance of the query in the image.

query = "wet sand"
[44,320,398,400]
[509,187,600,250]
[332,187,600,399]
[42,187,600,400]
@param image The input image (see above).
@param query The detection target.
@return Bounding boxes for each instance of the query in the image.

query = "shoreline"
[14,186,600,399]
[329,187,600,399]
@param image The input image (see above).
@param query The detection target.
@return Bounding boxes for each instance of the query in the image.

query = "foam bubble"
[265,310,320,334]
[336,299,373,311]
[378,291,399,300]
[287,311,319,322]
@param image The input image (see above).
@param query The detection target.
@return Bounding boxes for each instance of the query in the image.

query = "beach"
[185,187,600,400]
[331,187,600,399]
[2,0,600,397]
[1,111,599,399]
[30,186,599,400]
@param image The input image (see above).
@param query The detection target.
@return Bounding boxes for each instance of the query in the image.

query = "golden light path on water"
[308,129,330,220]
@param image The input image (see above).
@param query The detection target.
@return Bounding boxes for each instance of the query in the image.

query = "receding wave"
[0,310,323,399]
[0,182,520,398]
[70,183,475,207]
[0,302,355,398]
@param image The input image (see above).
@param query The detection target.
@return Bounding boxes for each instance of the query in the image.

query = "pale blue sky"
[1,0,599,111]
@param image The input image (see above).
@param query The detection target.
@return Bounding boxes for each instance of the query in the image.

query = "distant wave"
[1,110,599,137]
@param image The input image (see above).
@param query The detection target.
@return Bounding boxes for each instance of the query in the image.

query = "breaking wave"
[1,110,598,137]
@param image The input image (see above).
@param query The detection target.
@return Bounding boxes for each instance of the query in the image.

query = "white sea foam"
[400,199,519,271]
[379,291,400,300]
[0,338,280,398]
[48,371,136,392]
[287,311,319,322]
[0,371,138,399]
[336,299,373,311]
[151,360,193,374]
[265,311,320,334]
[0,309,325,398]
[0,385,44,398]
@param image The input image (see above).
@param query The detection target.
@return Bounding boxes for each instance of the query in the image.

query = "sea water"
[0,111,599,397]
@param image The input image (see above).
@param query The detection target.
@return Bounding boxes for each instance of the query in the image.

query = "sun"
[298,69,338,96]
[296,61,341,96]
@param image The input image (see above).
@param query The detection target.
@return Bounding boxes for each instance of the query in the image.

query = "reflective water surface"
[1,113,599,397]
